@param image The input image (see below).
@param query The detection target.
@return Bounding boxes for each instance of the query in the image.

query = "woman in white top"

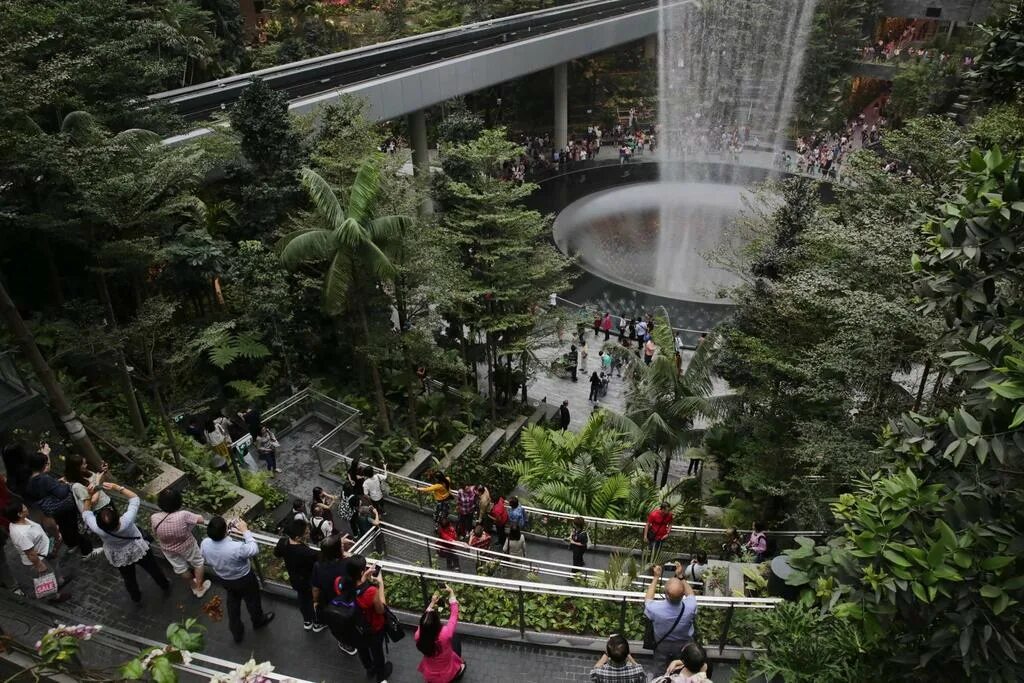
[83,482,170,603]
[205,418,231,469]
[4,499,69,602]
[502,525,527,580]
[65,453,111,514]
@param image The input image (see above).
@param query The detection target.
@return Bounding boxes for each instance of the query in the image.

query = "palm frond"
[359,239,397,280]
[323,251,353,314]
[300,167,347,231]
[346,160,382,223]
[368,215,413,244]
[278,228,335,268]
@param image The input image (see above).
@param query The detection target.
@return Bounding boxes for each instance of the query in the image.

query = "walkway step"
[397,448,434,479]
[528,405,547,425]
[728,563,747,596]
[480,428,506,460]
[439,434,477,471]
[504,415,529,443]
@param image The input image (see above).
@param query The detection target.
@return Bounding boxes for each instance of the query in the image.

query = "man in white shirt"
[362,463,388,514]
[201,516,274,643]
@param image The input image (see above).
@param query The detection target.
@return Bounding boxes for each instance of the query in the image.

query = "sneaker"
[274,468,282,473]
[193,580,212,598]
[311,623,327,633]
[303,621,313,631]
[338,642,358,656]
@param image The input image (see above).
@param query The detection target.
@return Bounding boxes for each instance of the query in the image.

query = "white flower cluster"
[137,645,194,670]
[209,658,289,683]
[36,624,103,650]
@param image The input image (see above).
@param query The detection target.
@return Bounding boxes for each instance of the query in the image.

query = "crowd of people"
[0,407,776,683]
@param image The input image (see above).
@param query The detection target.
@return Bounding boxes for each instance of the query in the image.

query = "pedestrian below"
[338,485,360,537]
[643,502,674,553]
[1,442,31,498]
[601,312,613,341]
[658,643,711,682]
[488,495,509,549]
[559,400,571,430]
[589,371,602,402]
[240,405,262,441]
[592,313,602,338]
[204,419,231,471]
[310,503,335,543]
[256,425,281,474]
[502,525,527,578]
[686,552,708,584]
[311,486,335,515]
[24,448,98,559]
[466,524,492,572]
[185,417,206,445]
[721,528,742,559]
[674,350,682,376]
[567,516,589,570]
[417,472,454,525]
[644,337,656,365]
[274,518,325,633]
[66,453,111,516]
[436,517,461,571]
[746,522,768,562]
[356,496,382,538]
[83,482,170,603]
[618,313,628,340]
[636,319,648,340]
[601,350,613,375]
[455,484,477,538]
[627,318,637,341]
[362,463,388,515]
[289,499,309,524]
[590,634,646,683]
[0,474,20,594]
[341,555,392,683]
[475,485,492,531]
[416,585,466,682]
[687,451,702,476]
[4,499,71,603]
[507,497,528,530]
[201,516,275,643]
[644,562,697,675]
[151,489,211,598]
[313,534,359,656]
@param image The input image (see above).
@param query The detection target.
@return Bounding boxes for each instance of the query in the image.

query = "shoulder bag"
[642,600,687,651]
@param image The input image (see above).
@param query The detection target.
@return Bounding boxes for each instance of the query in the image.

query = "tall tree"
[278,162,412,431]
[438,128,572,418]
[786,147,1024,681]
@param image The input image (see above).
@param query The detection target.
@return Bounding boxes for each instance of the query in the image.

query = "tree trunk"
[96,272,147,441]
[660,448,672,487]
[520,350,529,404]
[272,320,297,392]
[151,379,182,469]
[394,285,418,434]
[356,299,390,431]
[485,332,496,422]
[914,359,932,412]
[41,242,65,308]
[0,278,102,467]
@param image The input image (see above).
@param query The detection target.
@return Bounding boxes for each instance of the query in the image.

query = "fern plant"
[193,322,271,369]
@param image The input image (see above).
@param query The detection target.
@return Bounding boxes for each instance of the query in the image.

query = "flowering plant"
[35,624,103,667]
[210,658,288,683]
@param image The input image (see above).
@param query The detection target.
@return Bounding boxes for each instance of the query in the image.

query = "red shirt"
[646,509,673,541]
[356,585,386,633]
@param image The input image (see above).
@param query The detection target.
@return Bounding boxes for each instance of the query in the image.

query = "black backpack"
[325,581,370,642]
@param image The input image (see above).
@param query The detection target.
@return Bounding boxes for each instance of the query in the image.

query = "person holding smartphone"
[342,555,391,683]
[415,585,465,682]
[200,516,275,643]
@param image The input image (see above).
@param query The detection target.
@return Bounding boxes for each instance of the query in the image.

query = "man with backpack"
[332,555,393,683]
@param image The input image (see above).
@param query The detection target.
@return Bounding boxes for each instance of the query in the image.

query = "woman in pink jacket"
[415,584,466,683]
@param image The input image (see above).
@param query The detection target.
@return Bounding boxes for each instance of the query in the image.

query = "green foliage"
[969,2,1024,104]
[509,412,687,520]
[240,469,286,510]
[183,469,241,515]
[229,77,306,176]
[888,61,953,124]
[436,109,486,146]
[194,323,272,369]
[969,100,1024,149]
[788,147,1024,681]
[752,603,877,682]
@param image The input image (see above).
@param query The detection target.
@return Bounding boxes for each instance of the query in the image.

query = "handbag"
[642,601,687,650]
[384,607,405,642]
[33,572,58,599]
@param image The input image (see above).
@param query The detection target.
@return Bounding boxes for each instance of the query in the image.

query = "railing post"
[718,605,735,656]
[618,597,627,634]
[518,587,526,638]
[419,574,429,607]
[426,537,435,569]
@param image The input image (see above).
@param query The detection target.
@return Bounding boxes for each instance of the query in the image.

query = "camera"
[372,564,381,577]
[662,558,684,573]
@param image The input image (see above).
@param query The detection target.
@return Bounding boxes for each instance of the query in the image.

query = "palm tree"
[509,411,684,520]
[278,162,412,431]
[619,313,728,487]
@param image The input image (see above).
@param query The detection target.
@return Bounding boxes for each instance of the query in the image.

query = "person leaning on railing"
[644,561,697,676]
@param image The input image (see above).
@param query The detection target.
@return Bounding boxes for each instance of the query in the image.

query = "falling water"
[653,0,818,300]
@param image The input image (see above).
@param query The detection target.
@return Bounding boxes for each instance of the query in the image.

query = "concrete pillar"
[644,34,657,60]
[407,109,433,215]
[553,63,568,153]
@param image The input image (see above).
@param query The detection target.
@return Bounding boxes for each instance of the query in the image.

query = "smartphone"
[372,564,381,577]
